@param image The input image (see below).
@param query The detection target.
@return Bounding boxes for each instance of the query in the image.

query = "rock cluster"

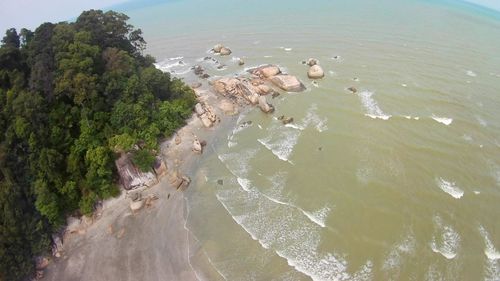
[212,43,232,56]
[303,58,324,79]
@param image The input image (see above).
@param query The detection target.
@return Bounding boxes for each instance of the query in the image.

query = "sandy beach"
[42,85,230,281]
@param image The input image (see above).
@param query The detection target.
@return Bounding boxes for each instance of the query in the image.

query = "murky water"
[118,0,500,279]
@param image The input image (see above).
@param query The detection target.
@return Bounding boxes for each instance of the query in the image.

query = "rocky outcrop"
[271,75,305,92]
[258,96,274,113]
[115,153,158,190]
[249,65,281,78]
[308,65,324,79]
[194,102,217,128]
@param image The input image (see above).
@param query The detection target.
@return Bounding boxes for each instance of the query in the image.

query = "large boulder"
[257,84,271,95]
[193,139,203,154]
[270,75,305,92]
[220,47,232,56]
[249,65,281,78]
[258,96,274,113]
[115,154,158,190]
[130,200,144,212]
[308,65,324,79]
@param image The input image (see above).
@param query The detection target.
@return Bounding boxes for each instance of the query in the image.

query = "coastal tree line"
[0,10,196,280]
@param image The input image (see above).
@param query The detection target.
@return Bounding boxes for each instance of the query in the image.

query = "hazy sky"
[0,0,126,32]
[0,0,499,33]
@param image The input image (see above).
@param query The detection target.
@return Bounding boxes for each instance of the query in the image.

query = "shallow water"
[117,0,500,279]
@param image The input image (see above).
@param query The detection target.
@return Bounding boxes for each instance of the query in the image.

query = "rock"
[220,47,232,56]
[217,65,225,70]
[347,86,357,93]
[213,44,224,53]
[307,65,324,79]
[130,200,144,212]
[219,99,237,115]
[238,58,245,66]
[306,58,319,66]
[270,75,305,92]
[193,65,204,75]
[201,73,210,79]
[36,270,44,280]
[258,96,274,113]
[217,179,224,185]
[154,157,167,177]
[250,65,281,78]
[115,154,158,190]
[195,103,205,116]
[272,92,280,99]
[66,217,81,234]
[36,257,50,270]
[282,117,294,125]
[193,139,203,154]
[257,84,271,95]
[190,82,202,89]
[51,234,63,257]
[174,135,181,145]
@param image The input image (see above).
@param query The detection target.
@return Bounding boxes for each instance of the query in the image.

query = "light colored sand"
[43,87,227,281]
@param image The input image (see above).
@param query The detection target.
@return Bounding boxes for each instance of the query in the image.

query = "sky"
[0,0,500,33]
[0,0,126,32]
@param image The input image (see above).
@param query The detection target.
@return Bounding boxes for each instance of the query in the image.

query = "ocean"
[114,0,500,280]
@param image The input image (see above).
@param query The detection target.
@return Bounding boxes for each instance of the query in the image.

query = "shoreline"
[42,45,309,280]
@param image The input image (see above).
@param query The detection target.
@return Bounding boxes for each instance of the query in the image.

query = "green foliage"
[0,10,194,280]
[131,149,155,172]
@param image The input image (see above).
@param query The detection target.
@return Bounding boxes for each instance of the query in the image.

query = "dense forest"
[0,10,196,280]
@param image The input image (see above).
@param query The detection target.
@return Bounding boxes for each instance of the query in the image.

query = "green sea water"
[117,0,500,280]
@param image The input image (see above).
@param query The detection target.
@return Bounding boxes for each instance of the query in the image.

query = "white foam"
[476,115,488,127]
[227,141,237,148]
[258,126,300,163]
[474,190,481,195]
[466,70,477,77]
[430,216,461,259]
[479,225,500,260]
[302,104,329,132]
[382,232,416,275]
[258,124,263,130]
[358,91,392,120]
[215,176,373,281]
[168,56,184,61]
[302,206,331,228]
[436,178,464,199]
[401,83,408,87]
[264,55,273,58]
[431,116,453,126]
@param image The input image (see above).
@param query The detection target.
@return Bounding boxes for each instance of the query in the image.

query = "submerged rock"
[270,75,305,92]
[307,65,324,79]
[347,86,358,93]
